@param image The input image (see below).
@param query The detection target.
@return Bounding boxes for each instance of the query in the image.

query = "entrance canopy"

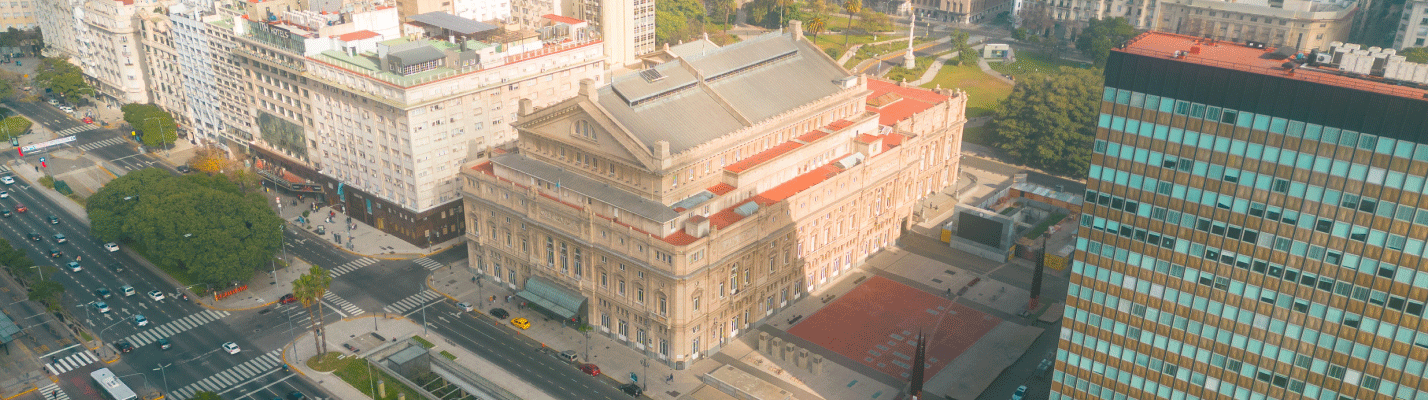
[517,276,586,320]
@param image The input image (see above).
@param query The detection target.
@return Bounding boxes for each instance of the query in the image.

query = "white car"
[222,342,241,354]
[148,290,165,301]
[1011,385,1028,400]
[133,315,149,327]
[0,191,9,198]
[94,302,110,313]
[0,176,13,185]
[457,302,474,312]
[103,242,119,252]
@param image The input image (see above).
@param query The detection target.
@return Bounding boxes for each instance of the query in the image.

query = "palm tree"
[842,0,861,46]
[809,17,826,39]
[293,265,332,355]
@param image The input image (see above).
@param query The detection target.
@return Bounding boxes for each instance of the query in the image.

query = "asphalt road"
[5,100,168,173]
[419,301,633,400]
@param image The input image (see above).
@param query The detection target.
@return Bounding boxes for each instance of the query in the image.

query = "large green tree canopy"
[120,103,179,149]
[34,58,90,104]
[656,0,707,47]
[987,67,1102,178]
[88,169,283,285]
[1075,17,1136,68]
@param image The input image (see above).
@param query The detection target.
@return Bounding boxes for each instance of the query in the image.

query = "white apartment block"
[36,0,82,58]
[79,0,154,106]
[513,0,651,67]
[454,0,512,23]
[1395,0,1428,48]
[1020,0,1159,30]
[137,8,187,125]
[169,3,255,150]
[237,9,604,244]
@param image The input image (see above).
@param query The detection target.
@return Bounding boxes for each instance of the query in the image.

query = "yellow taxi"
[511,317,531,330]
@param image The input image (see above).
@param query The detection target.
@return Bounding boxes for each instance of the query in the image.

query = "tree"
[1402,47,1428,64]
[293,265,332,355]
[987,67,1101,178]
[28,280,66,312]
[950,30,978,65]
[656,0,707,48]
[120,104,179,149]
[87,168,283,285]
[842,0,861,46]
[190,391,224,400]
[34,58,90,104]
[808,17,826,38]
[858,9,890,32]
[1075,17,1136,67]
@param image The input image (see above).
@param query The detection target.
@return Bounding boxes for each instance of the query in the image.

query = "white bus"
[90,368,138,400]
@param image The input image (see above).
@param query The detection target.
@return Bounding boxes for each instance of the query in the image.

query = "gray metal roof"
[391,45,446,65]
[408,12,498,35]
[668,38,720,59]
[598,32,851,154]
[492,153,680,222]
[517,276,585,319]
[0,311,18,344]
[670,191,715,210]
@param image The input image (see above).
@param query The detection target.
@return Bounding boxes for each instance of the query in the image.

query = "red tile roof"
[707,204,750,229]
[752,163,845,205]
[795,130,830,143]
[543,14,585,25]
[854,134,880,144]
[663,231,699,245]
[707,183,737,195]
[337,30,380,41]
[1120,32,1428,100]
[725,141,805,173]
[827,119,855,131]
[865,78,949,126]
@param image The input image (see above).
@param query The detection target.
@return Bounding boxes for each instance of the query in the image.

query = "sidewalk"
[195,254,312,311]
[283,315,561,400]
[267,190,461,260]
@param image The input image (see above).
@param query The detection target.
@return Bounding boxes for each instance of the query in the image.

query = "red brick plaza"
[788,276,1002,379]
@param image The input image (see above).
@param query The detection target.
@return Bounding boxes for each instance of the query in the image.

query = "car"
[13,204,25,213]
[103,242,119,252]
[287,391,307,400]
[618,383,643,397]
[133,315,149,327]
[222,342,241,354]
[94,302,110,313]
[148,290,165,301]
[28,233,41,241]
[121,286,135,297]
[1011,385,1028,400]
[176,165,191,173]
[0,191,7,199]
[0,210,10,218]
[457,302,473,312]
[48,248,61,258]
[558,350,578,363]
[0,176,13,185]
[157,337,172,350]
[490,308,509,319]
[52,234,65,243]
[66,261,82,272]
[115,341,134,353]
[95,288,111,299]
[278,293,297,304]
[47,215,59,224]
[578,363,601,376]
[511,317,531,330]
[82,116,93,124]
[108,263,125,273]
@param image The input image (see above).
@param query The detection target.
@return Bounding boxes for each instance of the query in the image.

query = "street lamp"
[153,363,171,397]
[30,265,44,281]
[641,359,649,391]
[142,116,172,156]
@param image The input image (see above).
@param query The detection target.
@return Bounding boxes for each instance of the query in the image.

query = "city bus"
[90,368,138,400]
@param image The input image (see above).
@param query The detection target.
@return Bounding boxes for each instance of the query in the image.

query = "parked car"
[578,363,601,377]
[511,317,530,330]
[82,116,93,124]
[490,308,509,319]
[559,350,578,363]
[176,165,192,173]
[618,383,643,397]
[457,302,473,312]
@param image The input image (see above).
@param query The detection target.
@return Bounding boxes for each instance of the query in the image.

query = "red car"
[278,294,297,304]
[82,117,93,124]
[578,363,601,377]
[14,204,26,213]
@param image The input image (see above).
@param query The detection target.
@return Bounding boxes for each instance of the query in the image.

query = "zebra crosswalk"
[171,349,283,400]
[42,350,97,375]
[38,382,69,400]
[322,292,364,317]
[414,257,444,271]
[327,257,377,277]
[76,137,127,151]
[55,125,96,136]
[384,290,442,314]
[117,309,231,348]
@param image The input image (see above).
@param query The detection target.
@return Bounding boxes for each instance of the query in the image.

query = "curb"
[2,385,36,400]
[281,340,306,378]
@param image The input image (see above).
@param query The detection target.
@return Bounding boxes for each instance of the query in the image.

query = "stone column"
[770,337,784,357]
[758,332,770,353]
[795,348,809,368]
[810,354,824,374]
[782,342,795,361]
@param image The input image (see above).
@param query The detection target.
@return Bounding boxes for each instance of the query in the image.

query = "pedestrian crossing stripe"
[171,349,283,400]
[383,289,442,314]
[117,309,231,348]
[327,257,377,277]
[42,350,97,375]
[76,137,127,151]
[322,292,364,317]
[55,125,96,136]
[39,382,70,400]
[413,257,444,271]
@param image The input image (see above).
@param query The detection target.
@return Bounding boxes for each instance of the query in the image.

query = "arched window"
[573,120,596,140]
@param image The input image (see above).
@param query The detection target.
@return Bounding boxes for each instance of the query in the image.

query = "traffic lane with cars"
[6,100,168,173]
[0,179,199,338]
[425,301,631,400]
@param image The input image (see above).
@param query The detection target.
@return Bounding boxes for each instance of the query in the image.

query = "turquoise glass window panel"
[1116,89,1132,105]
[1179,129,1195,144]
[1236,112,1255,128]
[1146,95,1161,110]
[1286,120,1305,137]
[1269,117,1287,134]
[1103,87,1117,101]
[1376,137,1395,154]
[1304,124,1323,140]
[1130,92,1145,108]
[1159,97,1175,112]
[1126,119,1141,134]
[1155,125,1170,140]
[1112,116,1126,132]
[1099,114,1112,128]
[1253,114,1270,131]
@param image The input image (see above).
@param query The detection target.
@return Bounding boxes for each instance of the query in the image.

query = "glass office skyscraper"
[1055,32,1428,400]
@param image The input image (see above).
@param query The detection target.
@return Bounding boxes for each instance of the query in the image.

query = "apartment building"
[512,0,650,67]
[238,8,604,245]
[1019,0,1158,29]
[1155,0,1355,51]
[460,24,965,367]
[0,1,36,31]
[1394,0,1428,48]
[1056,31,1428,400]
[37,0,83,58]
[911,0,1015,25]
[137,8,188,129]
[78,0,155,106]
[168,2,255,150]
[396,0,511,22]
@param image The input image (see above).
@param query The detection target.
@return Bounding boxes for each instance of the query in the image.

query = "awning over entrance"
[517,276,586,320]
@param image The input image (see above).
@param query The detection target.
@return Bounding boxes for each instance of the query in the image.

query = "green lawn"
[987,51,1090,80]
[920,63,1013,118]
[334,355,426,400]
[412,336,435,348]
[883,55,939,83]
[809,33,881,59]
[843,37,933,70]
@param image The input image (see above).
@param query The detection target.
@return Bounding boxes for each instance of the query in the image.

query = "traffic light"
[39,156,45,168]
